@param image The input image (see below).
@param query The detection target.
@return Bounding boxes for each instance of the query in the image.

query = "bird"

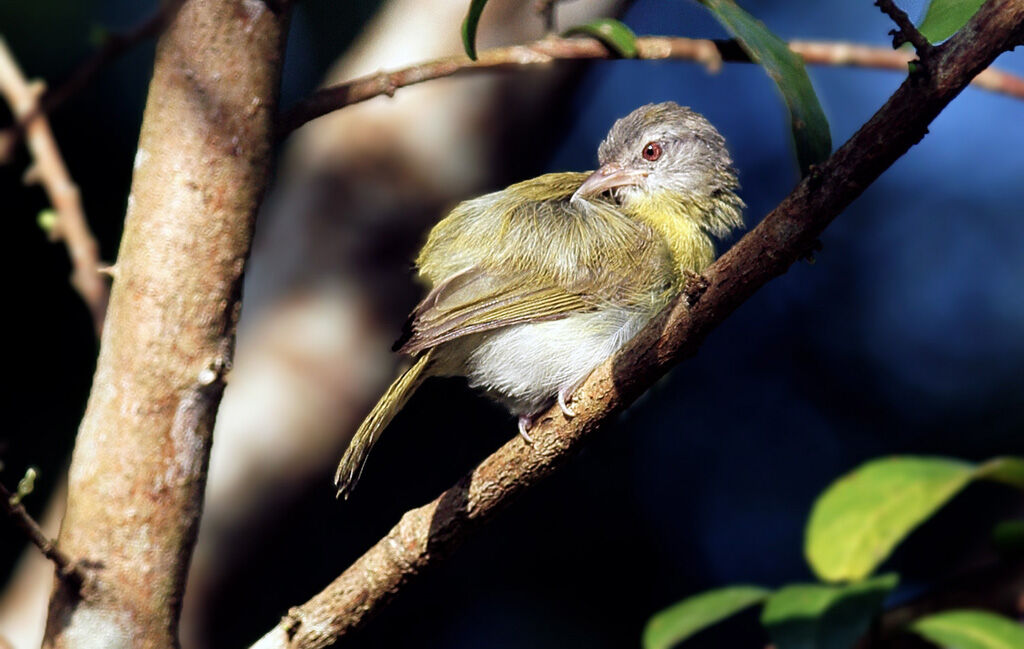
[334,102,744,499]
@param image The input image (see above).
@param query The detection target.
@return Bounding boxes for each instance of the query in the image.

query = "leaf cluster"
[642,456,1024,649]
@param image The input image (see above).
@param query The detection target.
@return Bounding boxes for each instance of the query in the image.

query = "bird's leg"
[517,415,535,443]
[557,388,576,418]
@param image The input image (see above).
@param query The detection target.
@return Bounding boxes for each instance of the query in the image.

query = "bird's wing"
[394,268,595,355]
[394,172,676,356]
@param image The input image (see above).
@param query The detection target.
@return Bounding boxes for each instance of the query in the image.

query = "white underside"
[454,307,652,416]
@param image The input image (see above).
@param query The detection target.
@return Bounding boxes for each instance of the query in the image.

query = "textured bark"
[42,1,290,647]
[250,1,1024,647]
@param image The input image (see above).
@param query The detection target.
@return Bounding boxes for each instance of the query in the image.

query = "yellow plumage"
[335,102,744,498]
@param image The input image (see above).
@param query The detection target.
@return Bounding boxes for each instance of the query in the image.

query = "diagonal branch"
[0,37,109,335]
[251,1,1024,648]
[0,479,82,585]
[278,34,1024,135]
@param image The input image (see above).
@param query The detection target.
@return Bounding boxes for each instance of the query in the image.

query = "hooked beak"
[571,163,646,204]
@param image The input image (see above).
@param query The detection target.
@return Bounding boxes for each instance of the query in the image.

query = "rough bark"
[42,1,290,647]
[250,1,1024,647]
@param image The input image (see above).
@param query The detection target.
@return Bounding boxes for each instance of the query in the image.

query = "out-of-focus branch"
[279,34,1024,135]
[252,1,1024,647]
[41,0,291,646]
[534,0,559,32]
[0,0,186,163]
[0,38,108,335]
[0,480,81,584]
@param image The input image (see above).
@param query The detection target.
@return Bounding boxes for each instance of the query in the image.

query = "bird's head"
[571,102,740,212]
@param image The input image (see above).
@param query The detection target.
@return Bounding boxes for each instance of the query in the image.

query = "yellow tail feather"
[334,351,433,499]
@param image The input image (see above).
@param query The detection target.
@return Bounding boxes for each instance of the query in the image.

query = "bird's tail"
[334,351,433,499]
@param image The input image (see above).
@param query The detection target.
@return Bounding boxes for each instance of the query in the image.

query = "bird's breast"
[451,305,658,416]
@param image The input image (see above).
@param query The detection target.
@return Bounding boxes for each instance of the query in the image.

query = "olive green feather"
[334,351,434,499]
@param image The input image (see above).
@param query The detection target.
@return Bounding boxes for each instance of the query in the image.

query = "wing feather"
[394,173,678,356]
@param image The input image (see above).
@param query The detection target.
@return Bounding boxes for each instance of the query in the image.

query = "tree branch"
[42,0,291,646]
[0,0,187,164]
[278,34,1024,135]
[875,0,936,58]
[0,37,109,334]
[0,479,82,585]
[251,1,1024,647]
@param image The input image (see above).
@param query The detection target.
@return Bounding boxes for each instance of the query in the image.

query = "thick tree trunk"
[42,1,290,647]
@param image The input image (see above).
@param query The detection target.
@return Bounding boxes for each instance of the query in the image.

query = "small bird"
[334,102,743,498]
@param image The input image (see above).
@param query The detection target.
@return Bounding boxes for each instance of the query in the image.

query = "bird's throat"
[625,192,717,275]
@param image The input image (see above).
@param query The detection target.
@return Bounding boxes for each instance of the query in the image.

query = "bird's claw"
[517,416,534,443]
[557,389,576,418]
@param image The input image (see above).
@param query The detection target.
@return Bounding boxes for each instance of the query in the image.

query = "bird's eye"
[642,141,662,161]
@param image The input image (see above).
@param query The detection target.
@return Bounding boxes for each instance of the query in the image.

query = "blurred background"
[1,1,1021,648]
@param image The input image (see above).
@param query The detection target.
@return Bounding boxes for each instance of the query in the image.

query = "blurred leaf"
[807,456,980,581]
[461,0,491,61]
[910,610,1024,649]
[88,23,109,48]
[991,519,1024,557]
[761,574,898,649]
[563,18,638,58]
[975,456,1024,489]
[37,208,59,235]
[699,0,831,175]
[918,0,985,43]
[643,585,770,649]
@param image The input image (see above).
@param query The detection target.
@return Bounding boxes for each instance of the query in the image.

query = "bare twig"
[279,34,1024,135]
[875,0,936,58]
[0,480,81,584]
[0,38,109,335]
[0,0,186,163]
[252,1,1024,648]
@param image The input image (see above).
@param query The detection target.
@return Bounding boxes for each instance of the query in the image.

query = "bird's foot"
[517,415,535,443]
[557,388,576,418]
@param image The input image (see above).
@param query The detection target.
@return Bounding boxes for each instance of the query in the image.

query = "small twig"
[0,0,186,162]
[875,0,935,58]
[0,37,109,335]
[0,478,82,583]
[278,35,1024,135]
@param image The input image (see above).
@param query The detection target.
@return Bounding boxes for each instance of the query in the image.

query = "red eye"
[642,141,662,161]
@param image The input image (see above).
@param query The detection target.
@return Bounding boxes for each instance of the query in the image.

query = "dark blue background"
[1,1,1021,647]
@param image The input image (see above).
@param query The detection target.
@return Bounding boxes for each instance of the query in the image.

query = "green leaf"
[563,18,638,58]
[807,457,979,582]
[699,0,831,175]
[991,519,1024,557]
[37,208,59,235]
[760,574,898,649]
[975,456,1024,490]
[910,610,1024,649]
[460,0,491,61]
[643,585,770,649]
[918,0,985,43]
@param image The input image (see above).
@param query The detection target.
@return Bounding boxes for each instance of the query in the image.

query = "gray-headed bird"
[335,102,744,498]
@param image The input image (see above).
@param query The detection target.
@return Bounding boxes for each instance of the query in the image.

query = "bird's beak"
[571,163,645,203]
